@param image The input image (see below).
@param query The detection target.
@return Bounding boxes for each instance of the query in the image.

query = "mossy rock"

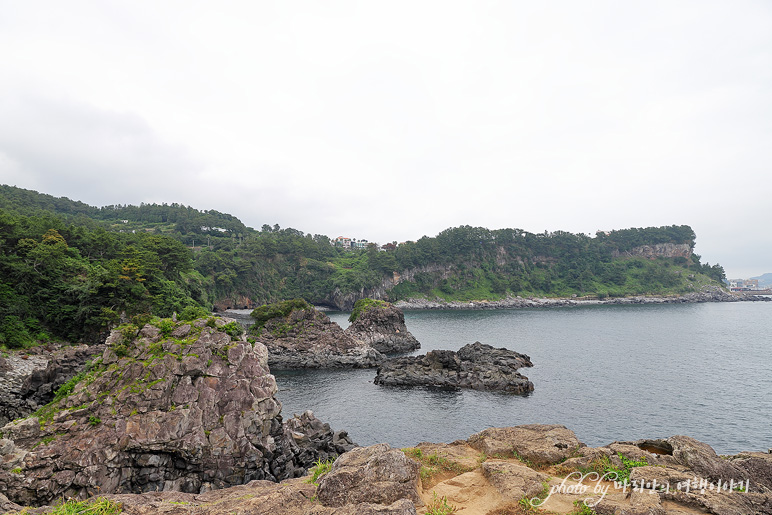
[348,298,390,323]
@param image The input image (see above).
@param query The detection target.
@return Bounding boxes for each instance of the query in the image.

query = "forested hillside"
[0,184,726,347]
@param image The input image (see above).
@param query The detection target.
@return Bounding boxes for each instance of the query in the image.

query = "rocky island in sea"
[247,299,384,369]
[374,341,534,394]
[344,298,421,354]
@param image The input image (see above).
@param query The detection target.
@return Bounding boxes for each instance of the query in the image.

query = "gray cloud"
[0,1,771,278]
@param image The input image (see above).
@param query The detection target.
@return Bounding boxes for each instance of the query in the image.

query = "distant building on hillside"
[334,236,352,249]
[729,278,761,291]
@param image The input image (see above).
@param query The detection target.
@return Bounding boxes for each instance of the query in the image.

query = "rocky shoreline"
[393,286,771,311]
[3,423,771,514]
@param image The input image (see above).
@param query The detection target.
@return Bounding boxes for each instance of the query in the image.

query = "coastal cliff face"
[344,300,420,354]
[612,242,692,259]
[5,423,770,514]
[0,318,353,507]
[212,294,259,311]
[323,264,455,310]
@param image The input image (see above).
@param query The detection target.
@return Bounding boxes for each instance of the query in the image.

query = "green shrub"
[156,318,175,337]
[585,453,648,484]
[53,370,88,402]
[179,305,209,321]
[221,321,244,340]
[426,492,456,514]
[0,315,33,349]
[118,324,140,345]
[130,313,152,328]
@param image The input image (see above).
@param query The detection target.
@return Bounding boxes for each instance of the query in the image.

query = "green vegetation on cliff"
[0,184,727,348]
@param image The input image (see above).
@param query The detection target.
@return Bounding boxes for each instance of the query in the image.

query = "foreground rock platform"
[374,341,534,394]
[8,423,772,514]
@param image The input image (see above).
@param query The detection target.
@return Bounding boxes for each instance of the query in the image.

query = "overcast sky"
[1,1,770,278]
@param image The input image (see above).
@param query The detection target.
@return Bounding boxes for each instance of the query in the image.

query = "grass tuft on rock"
[10,497,123,515]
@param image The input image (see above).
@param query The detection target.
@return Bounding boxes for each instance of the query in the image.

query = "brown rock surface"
[317,443,423,507]
[468,424,582,464]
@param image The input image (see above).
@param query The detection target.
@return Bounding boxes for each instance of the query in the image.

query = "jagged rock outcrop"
[249,300,384,368]
[212,294,258,311]
[281,409,356,475]
[373,341,534,393]
[323,264,455,310]
[0,318,353,507]
[344,300,420,354]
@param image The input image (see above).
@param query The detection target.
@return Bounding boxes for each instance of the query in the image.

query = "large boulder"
[467,424,582,465]
[557,435,772,515]
[481,460,549,501]
[280,409,357,476]
[249,300,384,368]
[0,317,350,507]
[345,299,420,354]
[667,435,746,483]
[316,443,423,507]
[374,341,534,393]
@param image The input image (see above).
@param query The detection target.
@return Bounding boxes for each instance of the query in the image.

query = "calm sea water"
[265,303,772,455]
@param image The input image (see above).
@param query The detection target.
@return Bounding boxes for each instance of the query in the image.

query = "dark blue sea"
[258,302,771,455]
